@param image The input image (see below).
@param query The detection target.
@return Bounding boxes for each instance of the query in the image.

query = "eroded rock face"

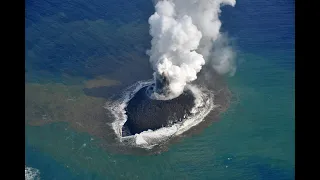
[122,86,195,136]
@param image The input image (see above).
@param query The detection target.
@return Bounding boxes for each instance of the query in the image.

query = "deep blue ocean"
[25,0,294,179]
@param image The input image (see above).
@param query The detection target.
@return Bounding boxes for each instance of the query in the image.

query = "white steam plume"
[147,0,236,100]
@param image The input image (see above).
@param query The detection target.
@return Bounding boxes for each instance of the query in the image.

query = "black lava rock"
[122,86,195,136]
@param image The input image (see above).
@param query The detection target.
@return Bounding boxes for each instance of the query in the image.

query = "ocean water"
[25,0,294,179]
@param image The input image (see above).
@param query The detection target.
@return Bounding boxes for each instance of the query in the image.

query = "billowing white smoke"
[147,0,236,100]
[209,33,237,76]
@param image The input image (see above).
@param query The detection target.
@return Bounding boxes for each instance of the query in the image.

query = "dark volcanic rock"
[122,86,195,136]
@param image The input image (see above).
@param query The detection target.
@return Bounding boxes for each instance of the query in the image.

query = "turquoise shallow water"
[25,0,294,179]
[26,52,294,180]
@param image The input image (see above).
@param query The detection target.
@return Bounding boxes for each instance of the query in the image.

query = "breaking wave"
[25,166,40,180]
[105,80,216,149]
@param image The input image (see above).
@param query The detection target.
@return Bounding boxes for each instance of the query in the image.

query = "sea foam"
[25,166,40,180]
[105,80,215,149]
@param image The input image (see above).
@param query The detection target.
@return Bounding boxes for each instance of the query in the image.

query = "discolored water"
[25,0,294,179]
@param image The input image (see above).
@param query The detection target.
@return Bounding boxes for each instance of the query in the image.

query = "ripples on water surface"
[25,0,294,179]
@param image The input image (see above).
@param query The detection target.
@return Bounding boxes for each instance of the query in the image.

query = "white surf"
[105,80,216,149]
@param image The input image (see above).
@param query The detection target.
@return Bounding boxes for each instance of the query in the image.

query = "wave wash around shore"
[105,80,216,149]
